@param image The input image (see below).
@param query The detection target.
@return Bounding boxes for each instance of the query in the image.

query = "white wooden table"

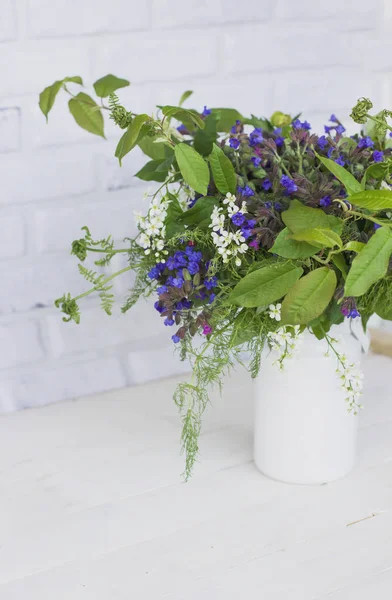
[1,353,392,599]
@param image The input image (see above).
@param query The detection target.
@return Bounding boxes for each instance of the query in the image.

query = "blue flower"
[154,301,165,313]
[280,175,298,194]
[320,195,332,207]
[247,219,256,228]
[176,299,192,310]
[172,334,181,343]
[188,261,199,275]
[265,201,272,209]
[373,150,384,163]
[251,156,261,167]
[157,285,168,295]
[166,256,176,270]
[164,318,174,326]
[330,114,338,123]
[229,138,240,149]
[230,119,241,133]
[241,227,252,239]
[357,136,374,149]
[335,124,346,135]
[324,125,333,134]
[249,128,263,146]
[238,185,254,197]
[335,155,345,166]
[374,223,382,230]
[173,251,187,268]
[201,106,211,117]
[204,276,217,290]
[172,277,184,288]
[293,119,311,130]
[177,124,187,134]
[317,135,328,149]
[209,293,216,303]
[231,212,246,226]
[262,178,272,191]
[148,265,162,280]
[349,309,360,318]
[274,202,282,211]
[275,136,284,147]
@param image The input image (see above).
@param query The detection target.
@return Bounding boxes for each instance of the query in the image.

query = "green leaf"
[208,144,236,194]
[165,195,184,238]
[375,293,392,320]
[344,241,366,253]
[39,76,83,121]
[316,153,363,195]
[115,114,149,165]
[282,199,343,235]
[210,108,243,132]
[361,163,389,186]
[281,268,337,325]
[178,196,219,229]
[344,227,392,297]
[138,135,173,160]
[193,113,218,156]
[160,105,205,130]
[93,74,130,97]
[68,92,104,137]
[179,90,193,106]
[290,227,342,249]
[348,189,392,211]
[243,114,273,132]
[269,228,319,259]
[174,143,210,195]
[331,253,348,280]
[229,262,303,308]
[134,159,170,182]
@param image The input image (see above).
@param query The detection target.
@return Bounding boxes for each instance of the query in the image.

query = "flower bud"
[270,111,291,127]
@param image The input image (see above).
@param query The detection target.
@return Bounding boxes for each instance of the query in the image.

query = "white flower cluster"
[267,304,302,370]
[135,194,170,261]
[209,193,248,266]
[332,343,364,414]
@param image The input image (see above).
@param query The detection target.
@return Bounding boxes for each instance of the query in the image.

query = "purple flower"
[330,114,338,123]
[335,124,346,135]
[209,293,216,303]
[164,318,174,326]
[274,202,282,211]
[172,334,181,343]
[204,276,217,290]
[173,251,187,268]
[148,265,162,280]
[265,201,272,209]
[374,223,382,230]
[176,299,192,310]
[249,239,260,250]
[275,136,284,147]
[229,137,240,149]
[335,155,345,167]
[320,195,332,207]
[249,128,263,146]
[231,212,246,226]
[247,219,256,228]
[280,175,298,194]
[201,106,211,117]
[373,150,384,163]
[327,146,334,158]
[241,227,252,239]
[188,261,199,275]
[293,119,311,130]
[324,125,333,134]
[230,119,241,133]
[202,324,213,335]
[157,285,168,295]
[177,124,187,134]
[349,309,360,318]
[251,156,262,167]
[318,135,328,149]
[357,136,374,149]
[154,301,165,314]
[262,178,272,191]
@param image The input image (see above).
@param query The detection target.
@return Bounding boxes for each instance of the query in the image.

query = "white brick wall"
[1,0,391,413]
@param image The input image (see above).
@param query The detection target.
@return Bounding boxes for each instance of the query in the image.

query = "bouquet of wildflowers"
[40,75,392,477]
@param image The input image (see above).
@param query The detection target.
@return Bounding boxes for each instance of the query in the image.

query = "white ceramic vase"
[254,322,365,485]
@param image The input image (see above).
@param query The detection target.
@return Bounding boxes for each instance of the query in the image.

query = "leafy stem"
[73,265,133,302]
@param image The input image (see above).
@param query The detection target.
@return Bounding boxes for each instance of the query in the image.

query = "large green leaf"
[229,262,303,308]
[134,159,171,182]
[269,228,319,259]
[193,113,218,156]
[281,267,337,325]
[93,74,130,97]
[39,76,83,121]
[282,200,343,235]
[348,190,392,211]
[174,143,210,195]
[208,144,236,194]
[344,241,365,253]
[290,227,342,249]
[361,163,389,186]
[316,153,363,195]
[178,197,219,229]
[210,108,243,132]
[165,195,184,238]
[115,114,149,165]
[138,135,173,160]
[344,227,392,297]
[68,92,104,137]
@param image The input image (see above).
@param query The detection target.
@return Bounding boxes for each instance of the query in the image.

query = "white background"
[1,0,391,412]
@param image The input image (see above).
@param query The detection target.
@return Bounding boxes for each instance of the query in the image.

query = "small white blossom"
[268,303,282,321]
